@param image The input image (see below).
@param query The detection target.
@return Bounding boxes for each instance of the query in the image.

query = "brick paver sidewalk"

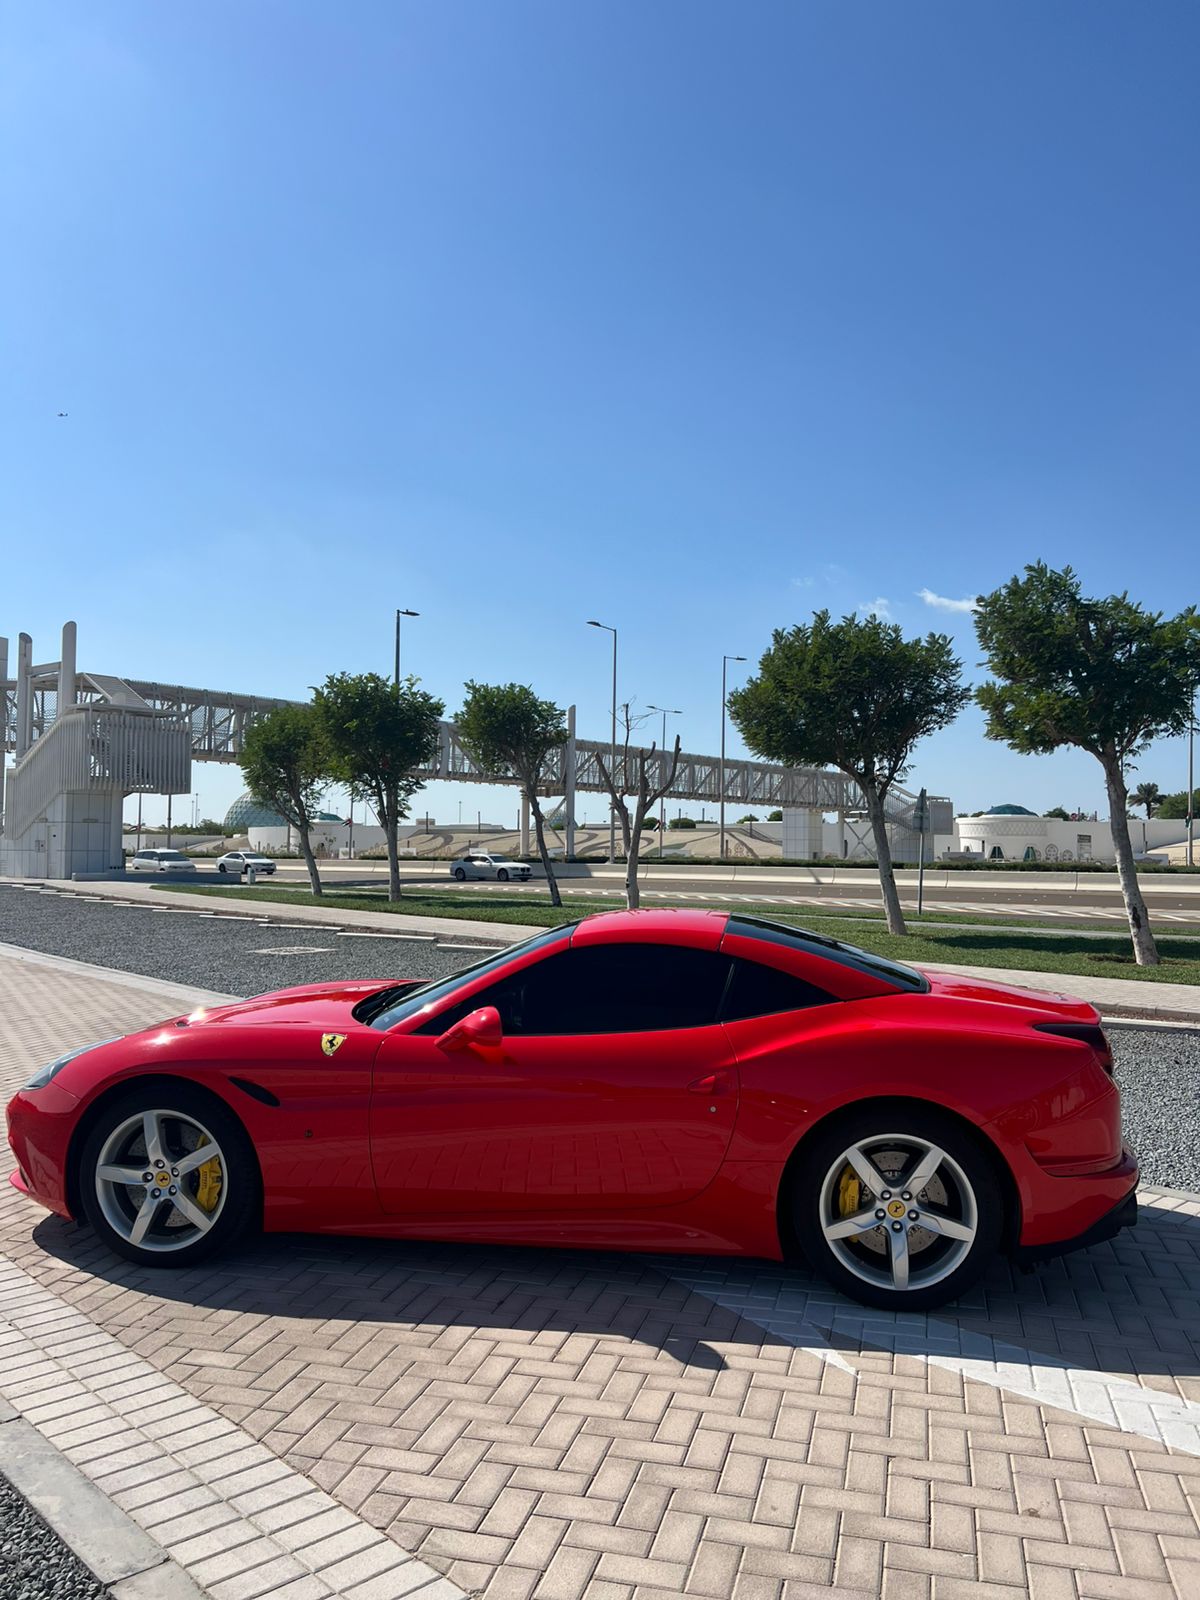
[2,948,1198,1599]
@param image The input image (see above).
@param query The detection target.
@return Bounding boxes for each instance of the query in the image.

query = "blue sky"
[4,2,1198,828]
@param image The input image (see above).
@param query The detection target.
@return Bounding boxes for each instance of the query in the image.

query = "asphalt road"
[257,862,1200,922]
[1,883,1195,1192]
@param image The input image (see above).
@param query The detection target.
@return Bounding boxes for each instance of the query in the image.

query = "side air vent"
[230,1077,281,1107]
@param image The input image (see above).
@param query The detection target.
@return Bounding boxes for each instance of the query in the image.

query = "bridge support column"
[781,807,822,861]
[15,633,33,758]
[520,794,530,856]
[564,705,576,861]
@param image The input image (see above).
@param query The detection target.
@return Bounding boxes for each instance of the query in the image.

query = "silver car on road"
[449,852,532,883]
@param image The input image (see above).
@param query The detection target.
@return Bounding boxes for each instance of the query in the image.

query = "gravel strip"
[0,884,476,997]
[1111,1030,1200,1191]
[1,883,1196,1191]
[0,1476,109,1600]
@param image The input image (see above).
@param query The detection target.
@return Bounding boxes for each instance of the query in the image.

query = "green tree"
[767,809,783,821]
[729,612,968,933]
[455,682,568,907]
[314,673,444,901]
[1042,806,1071,820]
[239,704,331,896]
[1131,781,1162,818]
[975,564,1195,965]
[1156,789,1199,821]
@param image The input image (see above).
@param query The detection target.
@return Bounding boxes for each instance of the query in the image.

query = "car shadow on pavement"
[29,1197,1200,1396]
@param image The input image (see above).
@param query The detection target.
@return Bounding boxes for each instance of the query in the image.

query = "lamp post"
[647,705,681,858]
[587,620,618,862]
[394,608,419,685]
[719,654,746,860]
[1188,679,1196,868]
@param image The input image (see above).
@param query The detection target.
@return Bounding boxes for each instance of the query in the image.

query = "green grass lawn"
[152,882,1200,985]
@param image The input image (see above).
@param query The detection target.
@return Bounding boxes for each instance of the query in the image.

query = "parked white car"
[216,851,277,876]
[449,852,532,883]
[129,848,197,873]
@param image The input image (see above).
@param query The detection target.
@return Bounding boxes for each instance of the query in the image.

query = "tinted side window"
[440,944,732,1036]
[720,957,833,1022]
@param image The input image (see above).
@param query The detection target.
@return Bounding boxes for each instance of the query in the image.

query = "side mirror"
[436,1005,503,1055]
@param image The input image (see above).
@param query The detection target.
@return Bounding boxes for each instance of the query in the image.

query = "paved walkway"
[2,949,1200,1599]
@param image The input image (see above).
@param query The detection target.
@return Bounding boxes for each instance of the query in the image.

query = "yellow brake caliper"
[838,1163,861,1217]
[193,1133,222,1213]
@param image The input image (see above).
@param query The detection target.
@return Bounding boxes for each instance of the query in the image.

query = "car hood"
[178,979,423,1031]
[922,967,1099,1022]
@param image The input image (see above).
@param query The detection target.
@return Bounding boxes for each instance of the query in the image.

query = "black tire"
[453,867,466,881]
[788,1104,1003,1312]
[496,868,509,882]
[79,1083,259,1268]
[218,862,226,873]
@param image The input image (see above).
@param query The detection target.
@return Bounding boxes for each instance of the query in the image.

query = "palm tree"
[1132,781,1161,818]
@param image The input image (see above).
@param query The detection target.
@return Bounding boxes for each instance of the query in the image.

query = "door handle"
[687,1070,734,1097]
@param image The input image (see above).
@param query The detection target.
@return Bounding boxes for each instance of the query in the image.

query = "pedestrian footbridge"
[2,622,950,877]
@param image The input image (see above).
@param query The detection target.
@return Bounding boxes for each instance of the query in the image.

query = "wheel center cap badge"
[887,1199,906,1219]
[155,1172,170,1186]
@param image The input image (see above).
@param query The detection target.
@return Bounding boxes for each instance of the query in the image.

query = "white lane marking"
[250,946,335,956]
[0,1260,465,1599]
[670,1191,1200,1459]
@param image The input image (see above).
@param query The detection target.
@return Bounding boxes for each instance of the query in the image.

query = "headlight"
[25,1038,120,1091]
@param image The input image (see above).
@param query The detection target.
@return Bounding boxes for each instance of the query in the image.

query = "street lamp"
[1188,677,1196,868]
[394,608,419,685]
[647,705,681,857]
[719,654,746,860]
[587,620,618,862]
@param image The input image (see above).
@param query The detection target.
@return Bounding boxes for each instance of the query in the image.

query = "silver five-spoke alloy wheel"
[94,1108,228,1253]
[818,1133,978,1295]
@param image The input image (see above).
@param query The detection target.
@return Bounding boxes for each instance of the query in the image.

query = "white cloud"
[856,597,893,620]
[791,576,814,589]
[918,588,978,615]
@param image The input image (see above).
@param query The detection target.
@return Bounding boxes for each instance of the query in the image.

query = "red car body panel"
[6,909,1138,1265]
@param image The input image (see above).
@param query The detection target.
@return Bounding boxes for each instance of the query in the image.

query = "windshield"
[363,923,575,1030]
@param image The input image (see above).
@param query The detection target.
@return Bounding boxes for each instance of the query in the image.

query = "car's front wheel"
[79,1085,259,1267]
[496,868,509,881]
[791,1107,1002,1311]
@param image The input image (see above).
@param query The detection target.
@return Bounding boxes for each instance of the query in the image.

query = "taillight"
[1033,1021,1114,1076]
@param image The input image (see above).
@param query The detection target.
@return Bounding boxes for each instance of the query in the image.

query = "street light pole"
[394,608,419,685]
[588,621,618,862]
[1189,680,1196,868]
[719,654,746,860]
[647,705,681,858]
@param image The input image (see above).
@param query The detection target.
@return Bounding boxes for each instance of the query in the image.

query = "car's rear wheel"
[218,862,227,872]
[496,868,509,881]
[79,1085,258,1267]
[791,1107,1002,1311]
[453,867,466,881]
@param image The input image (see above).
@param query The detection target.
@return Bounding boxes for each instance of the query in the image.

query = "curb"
[0,1402,209,1599]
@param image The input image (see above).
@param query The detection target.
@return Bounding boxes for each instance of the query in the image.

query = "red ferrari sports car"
[7,909,1137,1310]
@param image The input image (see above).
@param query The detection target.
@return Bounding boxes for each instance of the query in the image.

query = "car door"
[369,941,741,1216]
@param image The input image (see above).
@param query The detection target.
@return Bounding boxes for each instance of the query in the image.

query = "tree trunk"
[297,818,323,897]
[626,802,644,908]
[1102,755,1159,966]
[528,792,562,908]
[384,789,401,902]
[864,780,907,935]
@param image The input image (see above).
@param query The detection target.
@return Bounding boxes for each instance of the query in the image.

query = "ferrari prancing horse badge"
[321,1033,347,1057]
